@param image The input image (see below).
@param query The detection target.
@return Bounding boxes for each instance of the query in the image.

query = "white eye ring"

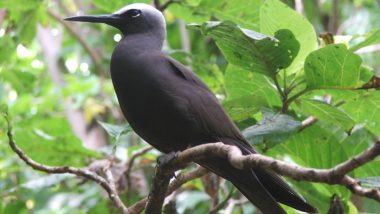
[131,13,140,18]
[129,9,141,18]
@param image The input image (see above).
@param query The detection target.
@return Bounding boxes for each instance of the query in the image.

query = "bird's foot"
[157,151,179,167]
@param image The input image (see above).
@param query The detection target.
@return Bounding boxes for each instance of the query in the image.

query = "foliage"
[1,0,380,213]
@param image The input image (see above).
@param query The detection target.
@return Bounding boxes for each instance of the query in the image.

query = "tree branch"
[5,110,380,212]
[4,113,129,214]
[143,141,380,207]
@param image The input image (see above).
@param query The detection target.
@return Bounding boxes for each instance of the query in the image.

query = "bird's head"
[65,3,166,39]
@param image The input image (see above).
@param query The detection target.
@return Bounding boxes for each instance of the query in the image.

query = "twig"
[47,9,107,77]
[300,116,318,131]
[4,114,129,214]
[299,95,332,131]
[209,188,235,214]
[125,146,153,192]
[104,163,129,213]
[355,44,380,54]
[287,88,310,105]
[128,166,207,214]
[224,197,249,214]
[294,0,304,15]
[157,0,181,12]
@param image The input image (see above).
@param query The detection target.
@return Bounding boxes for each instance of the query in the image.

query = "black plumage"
[65,3,316,213]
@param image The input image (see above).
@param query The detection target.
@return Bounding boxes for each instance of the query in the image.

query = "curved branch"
[5,110,380,212]
[143,140,380,209]
[4,114,128,214]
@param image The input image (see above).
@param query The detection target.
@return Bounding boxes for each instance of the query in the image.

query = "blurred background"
[0,0,379,213]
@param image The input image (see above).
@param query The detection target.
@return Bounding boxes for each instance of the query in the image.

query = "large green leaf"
[297,99,355,130]
[341,127,379,177]
[350,29,380,52]
[192,21,299,76]
[260,0,317,74]
[270,121,378,212]
[270,122,350,212]
[304,44,363,90]
[242,109,301,149]
[13,116,101,166]
[224,64,281,105]
[223,94,266,122]
[339,91,380,136]
[197,0,263,30]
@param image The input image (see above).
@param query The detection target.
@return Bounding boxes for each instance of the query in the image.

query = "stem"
[287,89,310,105]
[272,74,285,98]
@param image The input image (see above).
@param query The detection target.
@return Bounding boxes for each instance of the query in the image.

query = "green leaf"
[339,91,380,136]
[360,65,375,84]
[223,94,267,122]
[0,0,40,23]
[0,103,8,114]
[192,21,299,76]
[14,117,101,166]
[350,29,380,52]
[1,70,37,93]
[224,64,281,105]
[260,0,317,74]
[98,121,131,141]
[197,0,263,30]
[91,0,150,13]
[359,177,380,188]
[341,126,378,177]
[17,10,38,45]
[4,174,72,194]
[297,99,355,130]
[304,44,363,90]
[242,109,301,149]
[269,122,351,212]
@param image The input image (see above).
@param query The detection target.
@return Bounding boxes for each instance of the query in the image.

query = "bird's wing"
[166,56,254,151]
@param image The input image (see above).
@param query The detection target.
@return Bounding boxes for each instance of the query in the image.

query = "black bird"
[65,3,316,213]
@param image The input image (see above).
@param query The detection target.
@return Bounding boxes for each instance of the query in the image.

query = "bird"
[65,3,316,213]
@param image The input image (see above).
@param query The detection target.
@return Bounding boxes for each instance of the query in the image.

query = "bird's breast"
[110,55,206,152]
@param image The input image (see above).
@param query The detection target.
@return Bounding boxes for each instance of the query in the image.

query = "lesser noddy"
[65,3,316,213]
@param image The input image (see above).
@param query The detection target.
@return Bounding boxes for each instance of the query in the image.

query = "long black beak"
[64,14,122,27]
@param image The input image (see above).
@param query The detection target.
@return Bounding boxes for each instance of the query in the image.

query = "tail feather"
[198,157,286,213]
[256,169,317,213]
[195,138,316,213]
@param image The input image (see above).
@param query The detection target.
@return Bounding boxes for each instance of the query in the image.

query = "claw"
[157,151,178,167]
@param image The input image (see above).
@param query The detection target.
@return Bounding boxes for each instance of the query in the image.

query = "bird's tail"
[197,142,317,213]
[199,157,317,213]
[254,168,317,213]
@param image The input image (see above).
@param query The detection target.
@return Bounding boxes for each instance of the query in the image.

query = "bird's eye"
[125,9,141,18]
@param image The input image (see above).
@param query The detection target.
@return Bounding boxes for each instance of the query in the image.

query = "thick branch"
[4,115,128,214]
[144,141,380,204]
